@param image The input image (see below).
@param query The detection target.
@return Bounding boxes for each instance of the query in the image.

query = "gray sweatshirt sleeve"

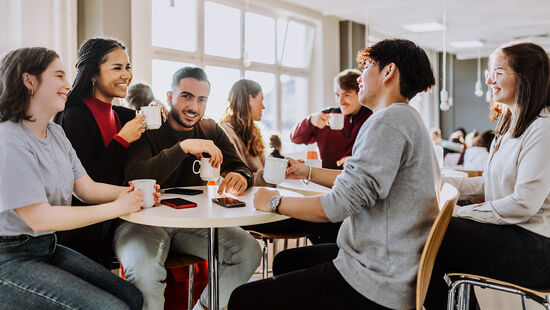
[320,121,407,222]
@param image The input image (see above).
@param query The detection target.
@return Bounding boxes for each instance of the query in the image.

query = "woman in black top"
[55,38,146,267]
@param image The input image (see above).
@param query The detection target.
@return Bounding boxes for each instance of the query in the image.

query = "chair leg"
[521,295,528,310]
[188,264,194,310]
[262,238,269,279]
[545,295,550,310]
[447,282,458,310]
[272,239,279,263]
[296,237,301,247]
[283,238,288,250]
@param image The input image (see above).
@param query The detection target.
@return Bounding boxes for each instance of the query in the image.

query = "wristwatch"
[268,195,282,214]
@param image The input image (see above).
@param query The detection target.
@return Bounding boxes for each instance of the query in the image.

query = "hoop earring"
[92,80,96,94]
[28,88,34,96]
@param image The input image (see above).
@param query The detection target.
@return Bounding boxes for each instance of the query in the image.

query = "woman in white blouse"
[425,41,550,309]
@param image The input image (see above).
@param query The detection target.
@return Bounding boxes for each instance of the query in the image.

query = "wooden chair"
[455,169,483,177]
[247,231,311,278]
[416,183,459,310]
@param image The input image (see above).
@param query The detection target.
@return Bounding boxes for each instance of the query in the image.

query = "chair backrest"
[456,169,483,177]
[416,183,459,310]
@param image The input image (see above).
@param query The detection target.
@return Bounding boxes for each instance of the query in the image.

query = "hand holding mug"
[285,157,309,180]
[130,179,159,208]
[180,139,223,168]
[118,114,146,143]
[114,185,144,214]
[310,112,330,129]
[217,172,247,195]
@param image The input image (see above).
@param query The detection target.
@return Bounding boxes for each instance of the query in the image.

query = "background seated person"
[126,82,168,121]
[269,134,284,159]
[228,38,439,310]
[463,130,495,171]
[290,69,372,169]
[114,67,261,310]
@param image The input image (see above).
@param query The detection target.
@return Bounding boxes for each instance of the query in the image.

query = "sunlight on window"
[245,12,275,64]
[205,2,240,59]
[204,66,241,122]
[280,75,308,153]
[152,0,196,51]
[245,71,276,131]
[278,20,315,68]
[151,59,194,108]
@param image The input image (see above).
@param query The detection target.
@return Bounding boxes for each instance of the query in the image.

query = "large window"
[150,0,316,154]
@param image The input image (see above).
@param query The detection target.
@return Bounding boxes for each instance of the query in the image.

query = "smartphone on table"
[163,188,203,195]
[161,198,197,209]
[212,197,246,208]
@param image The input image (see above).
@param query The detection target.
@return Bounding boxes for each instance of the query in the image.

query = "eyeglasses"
[484,69,506,82]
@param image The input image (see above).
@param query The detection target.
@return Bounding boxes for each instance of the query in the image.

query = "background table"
[120,186,301,310]
[276,179,331,196]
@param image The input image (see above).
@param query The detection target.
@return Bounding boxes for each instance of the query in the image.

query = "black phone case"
[212,198,246,208]
[164,188,203,195]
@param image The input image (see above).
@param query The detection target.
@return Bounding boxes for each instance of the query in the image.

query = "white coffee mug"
[193,158,220,181]
[263,157,288,184]
[140,105,162,130]
[305,159,322,168]
[131,179,156,208]
[328,113,344,130]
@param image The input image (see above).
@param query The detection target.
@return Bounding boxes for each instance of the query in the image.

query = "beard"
[170,108,202,129]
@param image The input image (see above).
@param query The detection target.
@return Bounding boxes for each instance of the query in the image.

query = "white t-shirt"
[0,121,86,236]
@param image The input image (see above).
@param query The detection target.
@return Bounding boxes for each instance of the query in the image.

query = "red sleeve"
[113,134,130,148]
[290,116,318,145]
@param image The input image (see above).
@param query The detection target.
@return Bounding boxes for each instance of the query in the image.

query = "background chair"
[247,230,311,278]
[416,183,459,310]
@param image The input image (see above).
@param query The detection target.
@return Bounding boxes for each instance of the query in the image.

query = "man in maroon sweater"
[290,69,372,169]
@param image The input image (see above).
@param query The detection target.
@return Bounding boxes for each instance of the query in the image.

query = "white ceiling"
[281,0,550,59]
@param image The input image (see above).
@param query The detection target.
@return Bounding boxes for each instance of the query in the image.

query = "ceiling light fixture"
[440,1,450,111]
[474,54,484,97]
[449,40,484,49]
[403,22,445,33]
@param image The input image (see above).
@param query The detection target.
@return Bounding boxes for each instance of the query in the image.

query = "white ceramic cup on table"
[140,105,162,130]
[131,179,156,208]
[193,157,220,182]
[328,113,344,130]
[263,157,288,184]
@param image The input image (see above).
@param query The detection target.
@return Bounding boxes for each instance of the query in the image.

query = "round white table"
[120,186,301,310]
[276,179,331,196]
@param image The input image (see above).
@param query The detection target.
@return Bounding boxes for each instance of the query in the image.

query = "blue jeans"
[0,234,143,310]
[114,222,262,310]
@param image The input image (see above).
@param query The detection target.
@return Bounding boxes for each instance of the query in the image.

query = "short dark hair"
[357,39,435,100]
[127,83,155,110]
[65,37,126,108]
[0,47,59,122]
[171,67,210,90]
[335,69,361,93]
[493,42,550,138]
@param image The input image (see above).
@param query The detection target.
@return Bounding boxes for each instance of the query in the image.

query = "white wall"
[0,0,78,81]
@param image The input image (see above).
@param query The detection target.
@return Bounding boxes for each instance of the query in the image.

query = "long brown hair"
[493,42,550,138]
[0,47,59,122]
[221,79,265,156]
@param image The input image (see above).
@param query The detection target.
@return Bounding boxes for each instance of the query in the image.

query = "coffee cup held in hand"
[328,113,344,130]
[193,157,220,182]
[140,105,162,130]
[132,179,156,208]
[263,157,288,184]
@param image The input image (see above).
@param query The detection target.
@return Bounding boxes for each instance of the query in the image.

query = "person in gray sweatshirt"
[228,39,439,310]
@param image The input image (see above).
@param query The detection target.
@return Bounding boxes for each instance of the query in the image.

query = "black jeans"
[424,217,550,309]
[228,244,392,310]
[242,218,341,244]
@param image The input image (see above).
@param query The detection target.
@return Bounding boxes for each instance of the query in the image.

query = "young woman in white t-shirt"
[0,47,155,309]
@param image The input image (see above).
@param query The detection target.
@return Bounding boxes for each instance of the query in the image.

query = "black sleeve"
[60,106,130,185]
[214,124,254,188]
[124,133,191,185]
